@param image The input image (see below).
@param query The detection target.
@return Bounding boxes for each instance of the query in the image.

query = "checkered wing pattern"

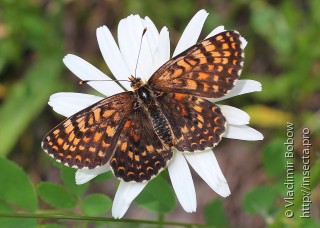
[157,92,226,152]
[42,92,134,169]
[148,31,244,98]
[110,106,173,182]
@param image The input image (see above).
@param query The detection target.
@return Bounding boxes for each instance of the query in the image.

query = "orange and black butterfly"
[42,31,244,182]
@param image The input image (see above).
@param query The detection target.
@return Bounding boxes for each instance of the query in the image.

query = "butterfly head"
[129,75,144,91]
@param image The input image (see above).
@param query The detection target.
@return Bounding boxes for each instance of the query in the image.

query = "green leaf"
[80,194,112,216]
[204,199,228,227]
[0,157,37,211]
[243,185,278,215]
[37,182,77,209]
[134,176,175,212]
[262,138,288,178]
[60,166,88,197]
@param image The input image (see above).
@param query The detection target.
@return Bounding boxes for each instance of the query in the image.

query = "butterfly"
[42,31,244,182]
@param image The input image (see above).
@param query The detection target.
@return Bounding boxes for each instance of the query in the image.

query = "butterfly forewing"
[148,31,244,98]
[42,92,134,169]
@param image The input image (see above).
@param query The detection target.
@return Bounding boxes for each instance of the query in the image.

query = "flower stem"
[0,211,211,228]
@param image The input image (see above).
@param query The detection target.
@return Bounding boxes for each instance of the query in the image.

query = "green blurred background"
[0,0,319,227]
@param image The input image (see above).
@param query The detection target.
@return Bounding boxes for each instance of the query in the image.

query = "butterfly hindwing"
[157,92,226,152]
[148,31,244,98]
[110,106,173,182]
[42,92,134,169]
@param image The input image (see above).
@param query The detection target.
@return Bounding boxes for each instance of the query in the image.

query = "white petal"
[153,26,170,72]
[173,9,208,57]
[168,152,196,212]
[63,54,123,96]
[118,15,156,82]
[75,164,110,185]
[112,181,147,219]
[219,105,250,125]
[96,26,132,91]
[208,80,262,103]
[224,124,264,141]
[184,151,230,197]
[48,92,103,117]
[205,25,225,38]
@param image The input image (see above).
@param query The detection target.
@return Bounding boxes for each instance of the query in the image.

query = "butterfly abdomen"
[136,85,174,148]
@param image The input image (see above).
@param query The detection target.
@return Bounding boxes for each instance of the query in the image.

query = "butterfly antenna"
[79,79,131,85]
[134,27,147,79]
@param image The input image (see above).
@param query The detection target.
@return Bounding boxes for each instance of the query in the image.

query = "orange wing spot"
[106,126,116,137]
[89,147,96,153]
[154,161,161,167]
[146,167,154,172]
[222,43,229,49]
[228,68,234,74]
[93,108,101,122]
[199,139,206,144]
[93,132,103,142]
[186,79,197,89]
[62,143,69,150]
[172,68,184,78]
[222,58,228,64]
[231,42,236,49]
[217,66,223,72]
[102,110,116,118]
[48,142,53,146]
[141,151,147,156]
[214,58,222,64]
[174,93,187,100]
[88,117,94,125]
[213,85,219,91]
[73,138,80,145]
[198,72,209,80]
[229,36,234,42]
[68,132,75,142]
[197,122,203,129]
[216,35,223,41]
[212,51,221,57]
[98,151,105,157]
[101,141,110,148]
[75,155,82,161]
[57,138,64,145]
[52,145,58,151]
[127,171,135,176]
[146,145,154,152]
[181,126,189,134]
[53,129,60,135]
[203,82,209,92]
[133,134,140,142]
[83,136,91,143]
[69,146,76,152]
[79,145,85,150]
[197,114,204,123]
[66,155,72,159]
[65,124,74,134]
[58,152,64,157]
[135,155,140,162]
[118,166,125,171]
[139,172,145,177]
[111,157,117,163]
[121,142,127,152]
[232,59,238,65]
[76,116,84,123]
[124,120,131,130]
[190,126,196,131]
[128,151,133,159]
[223,51,231,57]
[85,158,91,163]
[213,75,219,82]
[79,125,89,133]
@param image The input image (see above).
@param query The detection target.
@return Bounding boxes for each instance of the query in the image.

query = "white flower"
[48,9,263,218]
